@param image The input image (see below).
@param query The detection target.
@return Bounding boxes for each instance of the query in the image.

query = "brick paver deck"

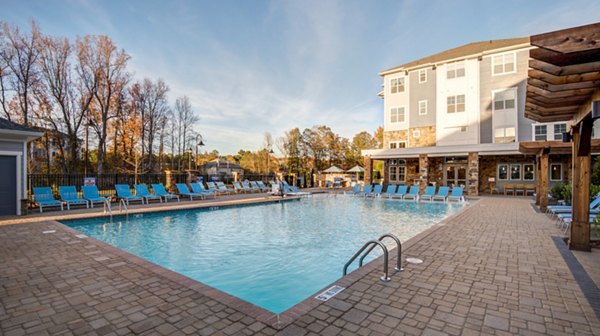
[1,196,599,335]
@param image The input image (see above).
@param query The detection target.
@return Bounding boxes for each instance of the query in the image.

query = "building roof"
[380,37,530,75]
[0,117,43,141]
[0,118,37,132]
[363,142,521,159]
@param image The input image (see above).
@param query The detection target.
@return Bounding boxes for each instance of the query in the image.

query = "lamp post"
[195,134,205,170]
[266,148,274,180]
[187,147,193,171]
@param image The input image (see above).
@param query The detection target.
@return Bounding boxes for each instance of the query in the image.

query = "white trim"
[497,163,509,181]
[550,163,563,181]
[418,69,427,83]
[413,129,421,138]
[389,76,406,95]
[0,150,23,216]
[418,100,428,115]
[390,105,407,124]
[363,142,520,159]
[491,51,517,76]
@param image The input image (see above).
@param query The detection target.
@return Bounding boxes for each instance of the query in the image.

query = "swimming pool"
[64,195,465,314]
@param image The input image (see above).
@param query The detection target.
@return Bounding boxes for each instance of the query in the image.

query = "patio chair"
[381,185,398,198]
[82,185,111,209]
[367,184,383,197]
[115,184,145,206]
[33,187,64,213]
[151,184,180,202]
[59,186,89,210]
[176,183,205,200]
[447,187,465,202]
[524,184,536,196]
[250,181,262,192]
[547,195,600,217]
[403,186,420,201]
[135,184,163,204]
[232,181,246,193]
[433,186,451,202]
[344,184,361,196]
[241,181,254,193]
[514,184,526,196]
[504,183,515,196]
[191,182,216,199]
[356,184,372,197]
[206,182,218,193]
[419,186,437,202]
[289,185,311,196]
[390,185,408,199]
[215,181,233,194]
[256,181,270,192]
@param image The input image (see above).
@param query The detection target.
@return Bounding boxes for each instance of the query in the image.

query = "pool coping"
[48,196,478,330]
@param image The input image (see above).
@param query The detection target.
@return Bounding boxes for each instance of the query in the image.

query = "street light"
[187,147,193,171]
[266,147,274,179]
[195,134,205,169]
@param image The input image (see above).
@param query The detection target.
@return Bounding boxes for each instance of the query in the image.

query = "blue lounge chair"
[33,187,63,213]
[345,184,361,196]
[115,184,145,205]
[382,185,398,198]
[241,181,254,193]
[356,185,373,197]
[368,184,383,197]
[82,185,110,209]
[256,181,270,192]
[433,186,450,202]
[135,184,162,204]
[547,196,600,217]
[151,184,180,202]
[447,187,464,202]
[191,183,216,199]
[403,186,420,201]
[419,186,437,202]
[215,181,233,194]
[250,181,262,192]
[206,182,218,193]
[232,181,246,193]
[288,184,311,196]
[390,185,408,199]
[176,183,205,200]
[59,186,89,210]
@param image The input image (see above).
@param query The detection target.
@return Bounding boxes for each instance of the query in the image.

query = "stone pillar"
[165,170,172,191]
[467,152,479,196]
[382,159,390,185]
[418,154,428,192]
[364,155,373,185]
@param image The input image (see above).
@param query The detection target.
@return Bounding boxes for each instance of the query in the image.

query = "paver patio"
[1,196,599,335]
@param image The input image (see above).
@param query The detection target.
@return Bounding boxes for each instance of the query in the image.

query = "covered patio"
[525,22,600,251]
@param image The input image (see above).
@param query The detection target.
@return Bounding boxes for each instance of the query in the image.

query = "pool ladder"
[343,233,403,282]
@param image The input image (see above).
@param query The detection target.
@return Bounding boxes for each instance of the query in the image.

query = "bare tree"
[76,35,130,174]
[174,95,198,170]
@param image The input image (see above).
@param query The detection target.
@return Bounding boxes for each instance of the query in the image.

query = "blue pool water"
[64,195,464,313]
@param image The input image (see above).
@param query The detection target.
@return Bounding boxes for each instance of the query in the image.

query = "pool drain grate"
[315,285,345,301]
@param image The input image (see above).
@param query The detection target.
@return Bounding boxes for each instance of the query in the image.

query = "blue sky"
[3,0,600,154]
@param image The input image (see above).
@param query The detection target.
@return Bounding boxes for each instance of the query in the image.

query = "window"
[389,141,406,149]
[493,53,516,75]
[554,123,567,140]
[523,164,534,181]
[390,107,405,123]
[413,129,421,138]
[389,160,406,182]
[494,127,516,143]
[390,77,405,94]
[418,69,427,83]
[418,100,427,115]
[534,125,547,141]
[498,164,508,180]
[510,164,521,180]
[551,164,562,181]
[493,90,516,110]
[447,95,465,113]
[447,62,465,79]
[389,142,397,149]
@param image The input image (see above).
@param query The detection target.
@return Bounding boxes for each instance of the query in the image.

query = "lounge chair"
[191,183,216,199]
[390,185,408,199]
[232,181,246,193]
[115,184,145,205]
[432,186,450,202]
[356,185,373,197]
[368,184,383,197]
[59,186,89,210]
[256,181,270,192]
[135,184,163,204]
[217,181,235,193]
[250,181,262,192]
[176,183,205,200]
[241,181,254,193]
[82,185,111,209]
[419,186,437,202]
[547,195,600,216]
[33,187,64,213]
[403,186,420,201]
[345,184,361,196]
[288,184,311,196]
[205,182,218,193]
[446,187,464,202]
[382,185,398,198]
[151,184,180,202]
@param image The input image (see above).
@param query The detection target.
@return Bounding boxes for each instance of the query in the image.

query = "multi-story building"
[364,37,599,195]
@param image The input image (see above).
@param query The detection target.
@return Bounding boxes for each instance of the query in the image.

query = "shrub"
[550,183,566,200]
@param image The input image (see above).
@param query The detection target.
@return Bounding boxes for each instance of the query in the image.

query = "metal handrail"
[118,199,128,213]
[103,199,112,215]
[343,240,390,282]
[359,233,403,272]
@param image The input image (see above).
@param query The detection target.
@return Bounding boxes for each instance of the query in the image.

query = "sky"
[2,0,600,155]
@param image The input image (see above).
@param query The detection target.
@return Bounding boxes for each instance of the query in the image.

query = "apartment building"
[364,38,599,195]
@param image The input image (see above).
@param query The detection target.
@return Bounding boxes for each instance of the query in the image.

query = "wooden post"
[382,160,390,185]
[364,155,373,185]
[569,120,592,251]
[535,155,541,205]
[539,150,549,211]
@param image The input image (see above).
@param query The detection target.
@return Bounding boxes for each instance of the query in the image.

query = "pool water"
[64,195,464,313]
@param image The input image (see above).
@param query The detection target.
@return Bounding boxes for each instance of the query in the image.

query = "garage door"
[0,156,17,216]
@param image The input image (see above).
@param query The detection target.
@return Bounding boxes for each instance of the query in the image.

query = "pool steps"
[343,233,403,282]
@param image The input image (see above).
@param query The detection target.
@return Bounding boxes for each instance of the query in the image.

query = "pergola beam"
[528,68,600,85]
[530,22,600,54]
[528,77,600,92]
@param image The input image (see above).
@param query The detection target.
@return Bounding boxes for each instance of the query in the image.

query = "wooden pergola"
[525,22,600,251]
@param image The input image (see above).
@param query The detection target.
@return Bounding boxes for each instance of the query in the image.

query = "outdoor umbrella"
[346,165,365,181]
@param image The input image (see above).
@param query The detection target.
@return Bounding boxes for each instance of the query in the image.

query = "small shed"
[0,118,42,216]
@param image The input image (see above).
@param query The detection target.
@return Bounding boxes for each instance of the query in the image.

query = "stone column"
[382,159,390,185]
[165,170,172,191]
[364,155,373,185]
[418,154,428,192]
[467,152,479,196]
